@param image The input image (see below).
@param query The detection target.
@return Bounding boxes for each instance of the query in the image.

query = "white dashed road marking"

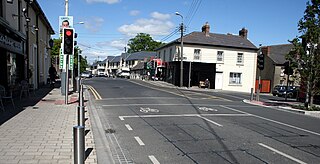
[134,136,145,146]
[258,143,307,164]
[149,155,160,164]
[125,124,133,131]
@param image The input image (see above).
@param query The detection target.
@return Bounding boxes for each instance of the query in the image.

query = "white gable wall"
[158,44,257,93]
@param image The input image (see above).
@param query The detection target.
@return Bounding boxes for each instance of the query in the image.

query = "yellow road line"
[87,85,102,100]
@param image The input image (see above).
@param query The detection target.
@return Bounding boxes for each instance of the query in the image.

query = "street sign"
[59,48,64,69]
[69,55,74,70]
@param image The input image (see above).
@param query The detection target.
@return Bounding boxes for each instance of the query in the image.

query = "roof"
[265,44,294,64]
[131,61,145,70]
[110,56,121,63]
[126,51,156,61]
[158,32,257,50]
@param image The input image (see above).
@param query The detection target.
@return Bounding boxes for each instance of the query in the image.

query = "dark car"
[272,85,299,98]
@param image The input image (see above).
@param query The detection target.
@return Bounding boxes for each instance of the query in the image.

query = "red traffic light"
[65,30,72,36]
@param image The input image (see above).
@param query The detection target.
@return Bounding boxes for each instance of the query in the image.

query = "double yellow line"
[87,85,102,100]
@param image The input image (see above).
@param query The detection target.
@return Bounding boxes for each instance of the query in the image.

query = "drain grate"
[105,129,116,134]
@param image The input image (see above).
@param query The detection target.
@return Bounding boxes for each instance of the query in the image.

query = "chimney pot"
[239,27,248,38]
[201,22,210,37]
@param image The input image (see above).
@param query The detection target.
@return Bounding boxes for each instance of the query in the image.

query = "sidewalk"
[0,85,97,164]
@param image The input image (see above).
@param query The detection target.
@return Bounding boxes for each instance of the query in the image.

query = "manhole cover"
[105,129,116,134]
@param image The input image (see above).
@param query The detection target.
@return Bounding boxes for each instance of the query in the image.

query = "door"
[215,72,223,89]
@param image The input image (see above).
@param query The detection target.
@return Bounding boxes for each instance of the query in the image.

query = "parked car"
[81,71,92,78]
[272,85,299,98]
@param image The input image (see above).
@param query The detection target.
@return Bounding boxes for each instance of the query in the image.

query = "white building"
[156,22,258,93]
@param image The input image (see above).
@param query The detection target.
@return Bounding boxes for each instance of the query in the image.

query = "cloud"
[86,0,121,4]
[96,39,127,51]
[84,17,104,33]
[130,10,140,16]
[81,49,108,64]
[150,12,170,20]
[118,11,174,37]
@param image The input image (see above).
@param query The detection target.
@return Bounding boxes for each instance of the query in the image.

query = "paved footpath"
[0,87,97,164]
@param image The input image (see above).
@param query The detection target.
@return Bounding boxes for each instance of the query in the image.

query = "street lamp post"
[175,12,184,87]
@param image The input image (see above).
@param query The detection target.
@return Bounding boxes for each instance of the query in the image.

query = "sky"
[37,0,309,64]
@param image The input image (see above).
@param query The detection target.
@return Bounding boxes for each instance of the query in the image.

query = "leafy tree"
[127,33,164,53]
[287,0,320,108]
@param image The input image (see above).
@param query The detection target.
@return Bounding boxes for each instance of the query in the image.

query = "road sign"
[69,55,74,70]
[59,48,64,69]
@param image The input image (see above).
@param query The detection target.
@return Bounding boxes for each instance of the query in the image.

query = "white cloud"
[86,0,121,4]
[150,12,170,20]
[82,49,108,64]
[118,12,174,37]
[130,10,140,16]
[96,39,127,51]
[84,17,104,33]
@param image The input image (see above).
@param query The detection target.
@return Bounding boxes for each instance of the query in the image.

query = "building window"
[237,53,244,64]
[194,49,201,60]
[163,50,166,61]
[229,72,242,84]
[217,51,224,62]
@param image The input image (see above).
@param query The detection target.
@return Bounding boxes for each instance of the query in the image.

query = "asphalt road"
[84,77,320,164]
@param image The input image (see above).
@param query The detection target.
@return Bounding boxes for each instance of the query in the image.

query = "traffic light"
[63,28,74,54]
[284,61,293,75]
[257,52,264,70]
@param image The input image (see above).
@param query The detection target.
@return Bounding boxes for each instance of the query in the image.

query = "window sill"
[228,84,242,87]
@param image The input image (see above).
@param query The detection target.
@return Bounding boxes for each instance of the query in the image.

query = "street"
[84,77,320,164]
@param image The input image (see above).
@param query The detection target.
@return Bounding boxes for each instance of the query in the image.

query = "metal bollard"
[250,88,254,101]
[73,126,85,164]
[77,106,85,126]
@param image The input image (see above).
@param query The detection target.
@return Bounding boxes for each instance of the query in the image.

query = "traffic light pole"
[65,55,69,104]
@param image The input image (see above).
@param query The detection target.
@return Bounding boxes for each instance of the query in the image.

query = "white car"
[81,72,92,78]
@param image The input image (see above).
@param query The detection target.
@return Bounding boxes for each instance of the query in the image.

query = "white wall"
[158,44,257,93]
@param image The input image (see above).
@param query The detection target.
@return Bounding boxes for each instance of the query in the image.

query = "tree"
[127,33,164,53]
[287,0,320,108]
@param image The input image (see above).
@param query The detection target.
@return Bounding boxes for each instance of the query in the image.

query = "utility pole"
[175,12,184,87]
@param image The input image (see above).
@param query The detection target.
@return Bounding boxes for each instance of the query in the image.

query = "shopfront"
[0,25,26,89]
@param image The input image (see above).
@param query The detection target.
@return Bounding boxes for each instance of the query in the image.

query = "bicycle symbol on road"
[198,107,218,112]
[140,107,159,113]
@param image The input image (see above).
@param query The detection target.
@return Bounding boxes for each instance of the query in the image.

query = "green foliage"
[50,39,61,59]
[127,33,164,53]
[287,0,320,106]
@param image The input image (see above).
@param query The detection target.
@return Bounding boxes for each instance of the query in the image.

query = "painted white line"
[198,116,223,127]
[134,136,145,146]
[125,124,133,131]
[220,105,320,136]
[258,143,307,164]
[149,155,160,164]
[119,113,251,119]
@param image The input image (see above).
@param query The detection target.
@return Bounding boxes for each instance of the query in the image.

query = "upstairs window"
[217,51,224,62]
[194,49,201,60]
[237,53,244,64]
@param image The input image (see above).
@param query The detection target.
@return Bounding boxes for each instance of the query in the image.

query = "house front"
[157,22,258,93]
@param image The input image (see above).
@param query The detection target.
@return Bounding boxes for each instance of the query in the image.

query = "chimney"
[239,27,248,39]
[201,22,210,36]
